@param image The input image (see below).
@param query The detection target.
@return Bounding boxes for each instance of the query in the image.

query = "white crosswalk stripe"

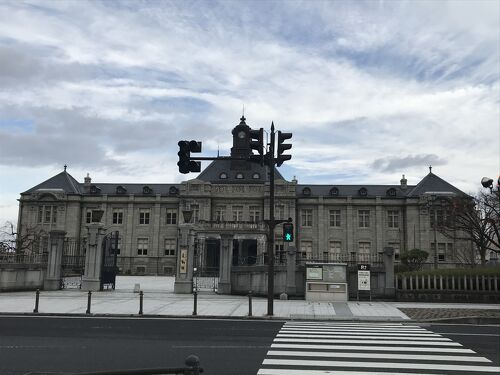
[257,321,500,375]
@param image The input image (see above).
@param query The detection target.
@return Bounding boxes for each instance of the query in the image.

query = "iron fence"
[296,253,384,266]
[0,253,48,267]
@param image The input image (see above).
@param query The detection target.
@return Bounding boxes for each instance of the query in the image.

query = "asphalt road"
[0,316,498,375]
[0,316,283,375]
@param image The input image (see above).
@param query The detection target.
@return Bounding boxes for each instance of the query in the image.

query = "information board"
[357,263,370,291]
[323,264,347,283]
[306,265,323,280]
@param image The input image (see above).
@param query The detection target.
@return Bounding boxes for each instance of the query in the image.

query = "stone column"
[383,246,395,297]
[44,230,66,290]
[174,225,195,293]
[257,235,266,265]
[286,244,297,295]
[218,234,233,294]
[81,223,105,291]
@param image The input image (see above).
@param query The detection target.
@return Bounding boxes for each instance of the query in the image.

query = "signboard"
[357,263,370,291]
[323,264,347,283]
[306,265,323,280]
[180,247,188,274]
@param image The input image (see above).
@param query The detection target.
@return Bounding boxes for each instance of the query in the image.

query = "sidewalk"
[0,276,498,322]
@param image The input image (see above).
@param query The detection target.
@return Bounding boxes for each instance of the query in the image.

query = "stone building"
[16,117,468,294]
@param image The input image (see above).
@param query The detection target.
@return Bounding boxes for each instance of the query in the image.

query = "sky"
[0,0,499,225]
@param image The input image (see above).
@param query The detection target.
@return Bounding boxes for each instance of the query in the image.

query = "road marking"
[273,338,462,346]
[266,350,491,362]
[281,330,440,337]
[277,333,450,341]
[285,322,413,328]
[258,370,446,375]
[435,332,500,337]
[271,343,475,353]
[282,327,427,333]
[263,359,500,372]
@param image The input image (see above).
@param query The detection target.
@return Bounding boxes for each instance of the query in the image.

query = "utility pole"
[267,122,276,316]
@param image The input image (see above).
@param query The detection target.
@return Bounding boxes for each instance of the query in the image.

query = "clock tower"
[230,116,252,170]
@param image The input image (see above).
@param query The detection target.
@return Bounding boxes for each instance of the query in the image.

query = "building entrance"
[194,238,220,292]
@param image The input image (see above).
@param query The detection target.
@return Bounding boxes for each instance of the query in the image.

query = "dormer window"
[143,186,152,194]
[358,187,368,196]
[116,186,127,194]
[235,173,244,179]
[90,185,101,194]
[330,187,339,196]
[169,186,179,196]
[252,173,260,179]
[387,188,397,197]
[219,172,228,179]
[302,187,311,196]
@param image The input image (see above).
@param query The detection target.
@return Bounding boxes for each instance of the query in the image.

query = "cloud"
[372,154,447,173]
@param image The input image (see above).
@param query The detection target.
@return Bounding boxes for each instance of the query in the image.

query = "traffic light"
[249,127,264,164]
[276,131,292,167]
[283,222,294,242]
[177,140,202,174]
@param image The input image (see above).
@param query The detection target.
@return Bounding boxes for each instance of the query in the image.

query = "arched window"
[302,187,311,196]
[358,187,367,196]
[219,172,228,179]
[90,185,101,194]
[116,186,127,194]
[169,186,179,196]
[387,188,397,197]
[235,173,244,179]
[143,186,152,194]
[330,187,339,196]
[252,172,260,179]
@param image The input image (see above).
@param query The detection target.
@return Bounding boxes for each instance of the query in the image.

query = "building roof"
[295,184,415,198]
[406,172,467,197]
[197,159,285,184]
[23,170,82,194]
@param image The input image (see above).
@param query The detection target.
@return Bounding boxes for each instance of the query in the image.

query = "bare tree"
[438,193,499,265]
[0,221,46,255]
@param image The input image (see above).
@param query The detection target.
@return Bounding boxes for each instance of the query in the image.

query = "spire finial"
[429,165,432,173]
[242,104,245,117]
[64,164,67,171]
[271,121,275,132]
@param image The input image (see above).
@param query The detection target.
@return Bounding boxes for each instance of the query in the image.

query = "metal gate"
[193,238,220,292]
[100,231,119,290]
[61,238,86,289]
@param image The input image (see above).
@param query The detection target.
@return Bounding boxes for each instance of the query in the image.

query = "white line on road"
[257,369,445,375]
[270,343,475,353]
[281,326,427,333]
[273,338,462,346]
[277,334,450,341]
[262,359,500,372]
[266,350,491,362]
[280,330,440,337]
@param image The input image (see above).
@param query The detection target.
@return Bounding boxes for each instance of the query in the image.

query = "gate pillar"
[383,246,395,297]
[81,223,105,291]
[174,226,195,293]
[217,234,233,294]
[44,230,66,290]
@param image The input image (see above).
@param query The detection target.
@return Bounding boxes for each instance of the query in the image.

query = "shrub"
[400,248,429,271]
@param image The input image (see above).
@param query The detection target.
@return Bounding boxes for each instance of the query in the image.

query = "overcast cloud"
[0,0,499,223]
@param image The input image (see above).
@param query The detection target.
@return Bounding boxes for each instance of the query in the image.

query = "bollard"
[86,291,92,314]
[248,290,253,317]
[185,354,201,375]
[139,291,143,315]
[33,289,40,313]
[192,290,198,316]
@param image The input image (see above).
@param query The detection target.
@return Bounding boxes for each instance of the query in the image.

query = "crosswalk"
[257,321,499,375]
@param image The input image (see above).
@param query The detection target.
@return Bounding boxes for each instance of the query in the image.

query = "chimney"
[400,174,407,190]
[84,173,91,193]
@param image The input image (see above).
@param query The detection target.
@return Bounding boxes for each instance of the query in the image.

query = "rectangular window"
[112,236,122,255]
[438,243,446,261]
[52,206,57,223]
[139,209,150,225]
[301,209,313,227]
[137,238,148,256]
[249,206,261,222]
[275,241,285,263]
[358,241,371,256]
[389,242,400,261]
[86,210,92,224]
[329,210,341,227]
[300,240,313,259]
[164,239,176,256]
[38,206,43,223]
[232,205,243,222]
[166,209,177,225]
[358,210,370,228]
[328,241,342,261]
[191,204,199,223]
[44,207,52,223]
[275,204,285,220]
[387,210,399,228]
[214,206,225,221]
[112,209,123,225]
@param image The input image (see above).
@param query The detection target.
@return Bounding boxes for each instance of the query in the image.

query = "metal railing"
[296,253,384,266]
[0,253,48,267]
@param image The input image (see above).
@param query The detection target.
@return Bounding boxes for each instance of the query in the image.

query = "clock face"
[238,131,246,139]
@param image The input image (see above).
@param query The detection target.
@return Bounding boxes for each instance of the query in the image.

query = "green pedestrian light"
[283,222,294,242]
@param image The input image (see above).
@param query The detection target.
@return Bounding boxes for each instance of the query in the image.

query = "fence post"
[86,291,92,314]
[192,290,197,316]
[33,289,40,313]
[139,291,143,315]
[248,290,253,317]
[185,354,201,375]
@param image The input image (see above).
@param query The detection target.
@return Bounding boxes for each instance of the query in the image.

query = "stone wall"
[0,267,46,292]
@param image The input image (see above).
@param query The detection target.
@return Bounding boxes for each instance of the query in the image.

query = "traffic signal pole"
[267,122,276,316]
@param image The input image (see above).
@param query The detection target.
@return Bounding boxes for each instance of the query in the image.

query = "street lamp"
[481,176,500,194]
